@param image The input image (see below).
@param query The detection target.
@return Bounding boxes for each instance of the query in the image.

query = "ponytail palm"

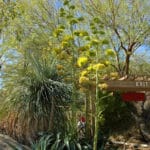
[1,55,71,143]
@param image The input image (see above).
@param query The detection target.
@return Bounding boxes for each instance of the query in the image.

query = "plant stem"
[93,48,99,150]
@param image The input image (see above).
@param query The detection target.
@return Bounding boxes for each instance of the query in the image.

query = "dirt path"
[106,140,150,150]
[0,134,30,150]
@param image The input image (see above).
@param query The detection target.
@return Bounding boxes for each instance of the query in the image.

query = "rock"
[0,134,31,150]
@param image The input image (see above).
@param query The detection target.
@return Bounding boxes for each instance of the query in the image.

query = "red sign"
[121,92,145,101]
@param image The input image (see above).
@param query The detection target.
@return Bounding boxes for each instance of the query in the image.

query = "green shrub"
[98,91,135,134]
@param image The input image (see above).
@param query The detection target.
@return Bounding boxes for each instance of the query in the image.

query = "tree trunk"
[125,54,130,76]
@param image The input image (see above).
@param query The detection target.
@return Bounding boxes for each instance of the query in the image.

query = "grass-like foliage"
[32,132,92,150]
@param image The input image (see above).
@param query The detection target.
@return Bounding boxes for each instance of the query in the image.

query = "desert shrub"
[98,91,135,134]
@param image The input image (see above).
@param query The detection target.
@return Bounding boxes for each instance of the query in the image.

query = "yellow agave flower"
[53,28,64,37]
[105,49,115,57]
[104,60,111,66]
[87,64,93,71]
[98,83,108,90]
[63,35,74,42]
[61,41,69,48]
[77,57,88,67]
[93,63,105,70]
[90,39,99,45]
[110,72,118,77]
[79,76,89,84]
[56,65,64,70]
[54,47,61,54]
[79,31,89,37]
[81,70,88,76]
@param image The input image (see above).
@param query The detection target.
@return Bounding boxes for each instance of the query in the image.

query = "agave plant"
[1,54,72,143]
[32,132,92,150]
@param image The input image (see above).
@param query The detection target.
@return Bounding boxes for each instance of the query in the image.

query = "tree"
[86,0,150,76]
[85,0,150,142]
[0,0,73,143]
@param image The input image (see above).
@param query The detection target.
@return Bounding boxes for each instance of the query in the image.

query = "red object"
[121,92,145,101]
[80,116,86,123]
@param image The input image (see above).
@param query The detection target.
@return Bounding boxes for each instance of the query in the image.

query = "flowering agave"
[77,57,88,67]
[93,63,105,70]
[79,76,89,84]
[98,83,108,90]
[105,49,115,57]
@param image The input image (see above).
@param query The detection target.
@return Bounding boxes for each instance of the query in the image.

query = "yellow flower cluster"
[81,70,88,76]
[77,57,88,67]
[53,28,64,37]
[63,35,74,42]
[105,49,115,57]
[87,64,93,71]
[87,63,105,71]
[56,65,64,70]
[110,72,118,77]
[98,83,108,90]
[90,39,99,45]
[104,61,111,66]
[61,41,69,48]
[79,76,89,84]
[93,63,105,70]
[54,47,61,54]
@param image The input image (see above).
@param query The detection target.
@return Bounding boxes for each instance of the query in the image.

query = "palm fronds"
[1,54,72,143]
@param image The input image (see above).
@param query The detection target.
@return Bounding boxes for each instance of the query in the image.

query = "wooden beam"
[104,80,150,91]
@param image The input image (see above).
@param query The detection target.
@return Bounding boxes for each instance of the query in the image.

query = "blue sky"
[135,45,150,56]
[54,0,62,9]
